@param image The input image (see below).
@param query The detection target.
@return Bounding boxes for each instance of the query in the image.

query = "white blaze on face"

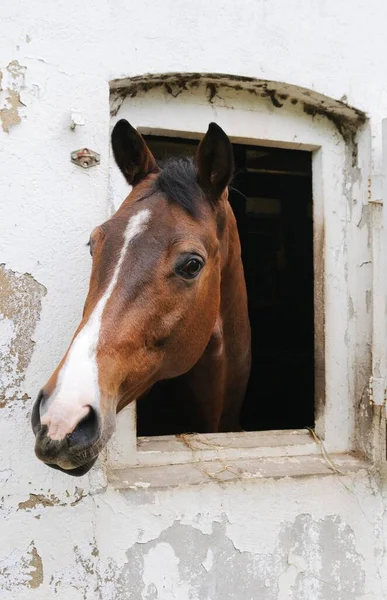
[41,209,151,441]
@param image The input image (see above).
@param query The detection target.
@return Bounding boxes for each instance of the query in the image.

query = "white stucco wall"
[1,1,387,598]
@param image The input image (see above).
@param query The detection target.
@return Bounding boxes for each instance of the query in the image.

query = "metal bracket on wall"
[71,148,100,169]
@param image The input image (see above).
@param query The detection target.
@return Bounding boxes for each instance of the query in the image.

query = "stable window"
[106,78,369,483]
[136,136,314,436]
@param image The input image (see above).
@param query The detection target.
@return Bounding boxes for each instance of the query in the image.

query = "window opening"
[136,135,314,436]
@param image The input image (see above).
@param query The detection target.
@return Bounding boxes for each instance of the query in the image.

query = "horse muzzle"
[31,390,106,476]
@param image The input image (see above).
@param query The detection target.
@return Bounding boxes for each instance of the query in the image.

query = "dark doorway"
[137,135,314,435]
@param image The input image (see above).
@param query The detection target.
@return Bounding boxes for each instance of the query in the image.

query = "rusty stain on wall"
[0,60,26,133]
[0,265,46,408]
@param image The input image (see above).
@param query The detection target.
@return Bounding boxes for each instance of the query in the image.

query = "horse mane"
[153,157,205,216]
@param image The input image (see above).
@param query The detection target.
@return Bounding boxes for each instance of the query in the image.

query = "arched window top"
[110,71,366,138]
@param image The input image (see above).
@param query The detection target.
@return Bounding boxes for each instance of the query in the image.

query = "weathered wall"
[1,1,387,598]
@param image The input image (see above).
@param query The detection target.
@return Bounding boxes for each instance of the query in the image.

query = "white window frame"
[104,80,371,483]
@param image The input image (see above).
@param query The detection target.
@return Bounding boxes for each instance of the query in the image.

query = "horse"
[31,120,251,476]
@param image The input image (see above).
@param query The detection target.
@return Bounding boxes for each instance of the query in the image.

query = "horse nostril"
[31,389,48,434]
[67,406,99,448]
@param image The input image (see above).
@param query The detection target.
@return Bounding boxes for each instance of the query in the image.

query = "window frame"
[105,80,371,478]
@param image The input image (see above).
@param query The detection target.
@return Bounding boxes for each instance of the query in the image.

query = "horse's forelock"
[154,157,204,216]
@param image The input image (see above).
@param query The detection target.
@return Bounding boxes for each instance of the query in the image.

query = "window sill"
[136,429,319,466]
[107,429,369,489]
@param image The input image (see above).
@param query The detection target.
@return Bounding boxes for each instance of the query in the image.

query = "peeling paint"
[0,265,46,407]
[49,542,98,598]
[18,493,62,511]
[28,545,44,588]
[18,488,87,515]
[0,60,26,132]
[90,515,365,600]
[0,542,43,590]
[0,89,24,132]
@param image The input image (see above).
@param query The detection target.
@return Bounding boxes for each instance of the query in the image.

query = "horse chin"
[45,457,98,477]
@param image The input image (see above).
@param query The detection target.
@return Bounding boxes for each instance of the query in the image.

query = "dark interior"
[136,135,315,436]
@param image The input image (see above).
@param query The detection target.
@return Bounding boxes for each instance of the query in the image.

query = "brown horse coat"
[31,120,251,475]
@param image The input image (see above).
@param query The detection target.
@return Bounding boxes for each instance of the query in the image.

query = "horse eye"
[86,240,93,257]
[177,257,204,279]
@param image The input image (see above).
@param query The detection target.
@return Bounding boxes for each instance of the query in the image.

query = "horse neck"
[219,201,246,313]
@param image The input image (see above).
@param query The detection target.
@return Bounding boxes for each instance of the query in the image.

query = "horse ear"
[196,123,234,202]
[111,119,159,186]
